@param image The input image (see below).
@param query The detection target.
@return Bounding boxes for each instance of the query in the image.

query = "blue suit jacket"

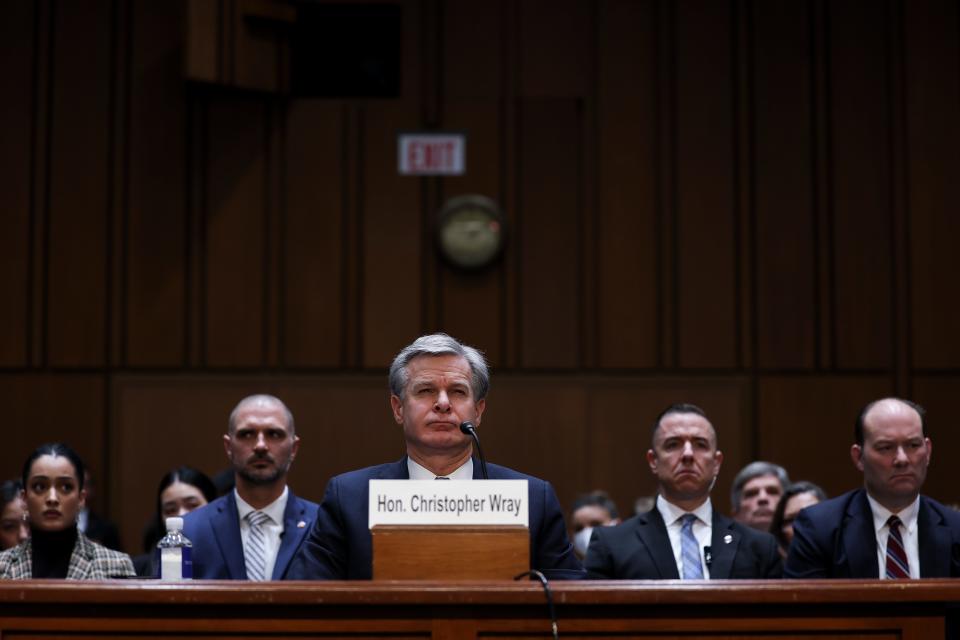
[585,506,782,579]
[286,457,585,580]
[784,488,960,578]
[183,489,319,580]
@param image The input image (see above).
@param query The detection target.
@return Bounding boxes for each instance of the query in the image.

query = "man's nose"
[893,446,909,464]
[681,441,694,458]
[435,390,451,412]
[254,433,268,449]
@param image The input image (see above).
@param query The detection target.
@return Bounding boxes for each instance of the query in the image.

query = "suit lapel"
[843,490,880,578]
[708,514,740,579]
[918,497,950,578]
[66,534,92,580]
[272,492,310,579]
[636,509,680,579]
[211,492,246,579]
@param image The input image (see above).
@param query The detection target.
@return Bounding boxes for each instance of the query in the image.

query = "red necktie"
[884,515,910,579]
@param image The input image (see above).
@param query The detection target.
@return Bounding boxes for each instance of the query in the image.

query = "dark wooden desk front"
[0,579,957,639]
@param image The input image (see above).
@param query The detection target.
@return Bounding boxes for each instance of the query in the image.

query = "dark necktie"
[884,515,910,579]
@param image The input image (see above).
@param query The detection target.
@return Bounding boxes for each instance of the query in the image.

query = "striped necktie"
[245,510,271,581]
[885,515,910,579]
[680,514,704,579]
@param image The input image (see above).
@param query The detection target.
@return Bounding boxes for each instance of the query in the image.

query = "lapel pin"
[723,534,733,544]
[297,521,306,528]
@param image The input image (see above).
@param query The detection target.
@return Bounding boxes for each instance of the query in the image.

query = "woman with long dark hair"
[0,443,135,579]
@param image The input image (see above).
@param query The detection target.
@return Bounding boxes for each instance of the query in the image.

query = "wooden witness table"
[0,579,957,639]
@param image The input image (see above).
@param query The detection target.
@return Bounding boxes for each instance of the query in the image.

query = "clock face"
[437,196,504,270]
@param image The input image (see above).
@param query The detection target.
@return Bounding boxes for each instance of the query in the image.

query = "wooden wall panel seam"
[886,0,911,397]
[812,0,833,371]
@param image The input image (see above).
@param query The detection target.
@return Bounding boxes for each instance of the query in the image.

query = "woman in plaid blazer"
[0,443,134,580]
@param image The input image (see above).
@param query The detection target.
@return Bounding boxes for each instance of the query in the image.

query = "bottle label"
[160,547,193,581]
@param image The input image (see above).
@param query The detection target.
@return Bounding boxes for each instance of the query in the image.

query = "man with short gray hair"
[731,461,790,531]
[288,333,584,580]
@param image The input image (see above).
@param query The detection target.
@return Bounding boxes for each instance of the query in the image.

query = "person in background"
[0,443,135,579]
[0,480,29,551]
[785,398,960,578]
[730,461,790,532]
[769,481,826,558]
[585,403,781,580]
[569,491,621,560]
[183,394,319,580]
[134,466,218,577]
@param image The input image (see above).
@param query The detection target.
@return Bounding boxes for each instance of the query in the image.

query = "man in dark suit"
[287,333,583,580]
[784,397,960,578]
[184,394,318,580]
[585,403,781,579]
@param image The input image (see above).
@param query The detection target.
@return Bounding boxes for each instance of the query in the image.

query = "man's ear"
[390,395,404,425]
[850,444,864,471]
[473,398,486,426]
[223,434,232,459]
[646,449,657,474]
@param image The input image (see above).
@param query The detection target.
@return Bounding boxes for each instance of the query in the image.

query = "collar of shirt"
[866,492,919,536]
[235,485,289,527]
[407,456,474,480]
[656,494,713,527]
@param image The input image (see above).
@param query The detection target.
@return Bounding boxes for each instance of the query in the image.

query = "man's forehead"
[406,354,473,381]
[657,413,715,440]
[744,474,781,489]
[234,402,288,426]
[863,399,923,439]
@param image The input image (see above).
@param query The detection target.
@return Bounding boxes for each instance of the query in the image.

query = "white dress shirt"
[235,486,288,580]
[407,457,474,480]
[656,495,713,579]
[867,493,920,579]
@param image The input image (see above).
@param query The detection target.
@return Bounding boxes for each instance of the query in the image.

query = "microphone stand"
[459,421,489,479]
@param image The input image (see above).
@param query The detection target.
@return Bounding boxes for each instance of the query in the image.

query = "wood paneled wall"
[1,0,959,554]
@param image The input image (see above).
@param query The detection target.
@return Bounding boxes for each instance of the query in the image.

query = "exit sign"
[398,132,466,175]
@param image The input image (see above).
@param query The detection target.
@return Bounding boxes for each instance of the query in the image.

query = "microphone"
[459,421,489,479]
[704,546,712,568]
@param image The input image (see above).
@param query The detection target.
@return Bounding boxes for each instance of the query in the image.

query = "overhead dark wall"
[1,0,959,553]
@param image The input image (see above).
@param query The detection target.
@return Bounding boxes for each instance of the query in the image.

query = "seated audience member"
[769,481,826,558]
[785,397,960,578]
[0,481,29,551]
[585,403,781,579]
[570,491,621,559]
[77,470,123,551]
[633,495,656,517]
[134,466,218,577]
[183,394,319,580]
[287,333,583,580]
[0,443,135,579]
[730,461,790,532]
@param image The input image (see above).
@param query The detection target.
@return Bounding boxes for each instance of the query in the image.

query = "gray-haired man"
[287,333,584,580]
[731,461,790,531]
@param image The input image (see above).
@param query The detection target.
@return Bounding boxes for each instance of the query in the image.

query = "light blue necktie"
[680,514,704,579]
[245,511,271,581]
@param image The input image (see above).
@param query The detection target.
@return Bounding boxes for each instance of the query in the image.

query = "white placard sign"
[397,133,466,175]
[368,479,528,527]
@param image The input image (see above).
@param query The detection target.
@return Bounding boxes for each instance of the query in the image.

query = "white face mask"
[573,527,594,556]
